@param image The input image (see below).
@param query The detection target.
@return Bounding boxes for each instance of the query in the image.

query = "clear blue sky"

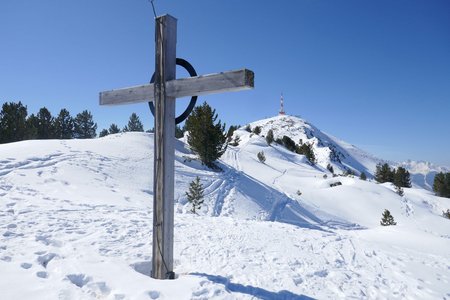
[1,1,449,166]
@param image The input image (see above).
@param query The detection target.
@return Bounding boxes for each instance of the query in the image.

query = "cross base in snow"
[99,14,254,279]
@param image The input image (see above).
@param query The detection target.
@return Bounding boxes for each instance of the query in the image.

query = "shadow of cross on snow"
[191,273,315,300]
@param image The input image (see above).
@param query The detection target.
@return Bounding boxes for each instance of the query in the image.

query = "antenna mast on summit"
[279,93,285,115]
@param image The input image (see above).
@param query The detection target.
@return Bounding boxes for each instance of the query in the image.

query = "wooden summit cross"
[99,15,254,279]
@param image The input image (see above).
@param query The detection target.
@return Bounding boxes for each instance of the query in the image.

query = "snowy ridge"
[1,130,449,299]
[245,115,385,177]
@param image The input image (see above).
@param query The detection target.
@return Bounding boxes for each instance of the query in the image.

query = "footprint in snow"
[148,291,160,299]
[1,256,12,262]
[20,262,32,269]
[66,274,92,288]
[37,253,57,268]
[36,271,48,279]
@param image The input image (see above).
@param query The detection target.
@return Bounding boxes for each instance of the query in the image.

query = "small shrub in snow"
[296,190,302,196]
[380,209,397,226]
[395,185,404,196]
[323,174,328,179]
[442,209,450,219]
[327,163,334,174]
[360,172,367,181]
[343,169,354,176]
[185,176,204,214]
[329,181,342,187]
[245,124,252,132]
[257,151,266,163]
[275,137,283,145]
[253,126,261,135]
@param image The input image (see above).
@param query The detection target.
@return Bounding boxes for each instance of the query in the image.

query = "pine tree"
[375,163,394,183]
[296,143,316,164]
[282,135,296,152]
[257,151,266,163]
[266,129,274,145]
[444,173,450,198]
[226,125,239,142]
[175,125,184,138]
[26,113,38,140]
[99,129,109,137]
[123,113,144,132]
[393,167,411,188]
[432,172,450,198]
[74,110,97,139]
[185,102,227,168]
[230,135,240,146]
[185,176,204,214]
[360,172,367,181]
[438,173,450,198]
[35,107,55,139]
[245,124,252,132]
[54,109,74,139]
[380,209,397,226]
[108,123,121,134]
[253,126,261,135]
[0,101,28,144]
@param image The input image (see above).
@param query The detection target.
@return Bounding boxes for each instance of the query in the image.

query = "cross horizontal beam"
[99,68,254,106]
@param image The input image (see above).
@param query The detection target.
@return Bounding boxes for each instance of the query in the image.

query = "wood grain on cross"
[99,14,254,280]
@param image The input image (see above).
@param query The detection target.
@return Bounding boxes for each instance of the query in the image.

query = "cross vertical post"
[152,14,177,279]
[99,13,254,281]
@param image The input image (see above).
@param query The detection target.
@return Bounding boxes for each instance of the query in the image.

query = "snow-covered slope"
[245,115,385,177]
[1,128,449,299]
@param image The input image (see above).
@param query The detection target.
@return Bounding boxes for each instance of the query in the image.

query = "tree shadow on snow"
[191,273,316,300]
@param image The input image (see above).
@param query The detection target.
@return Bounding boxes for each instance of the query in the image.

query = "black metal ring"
[148,58,198,124]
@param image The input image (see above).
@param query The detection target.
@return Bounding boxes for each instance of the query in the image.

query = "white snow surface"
[1,116,449,299]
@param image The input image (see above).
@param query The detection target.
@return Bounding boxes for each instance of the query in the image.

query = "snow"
[1,116,450,299]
